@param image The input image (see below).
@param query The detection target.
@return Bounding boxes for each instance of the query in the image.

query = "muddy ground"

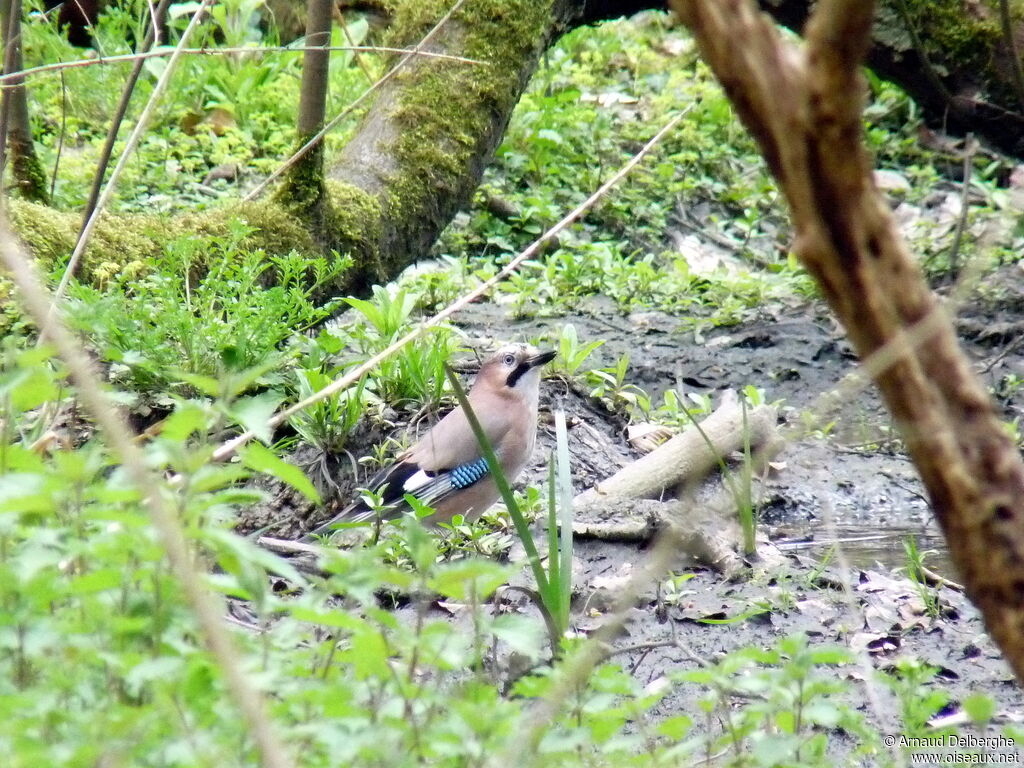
[240,265,1024,754]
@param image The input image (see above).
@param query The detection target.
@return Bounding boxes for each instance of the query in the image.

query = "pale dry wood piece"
[573,391,778,510]
[573,475,794,575]
[671,0,1024,681]
[258,536,322,556]
[571,394,781,574]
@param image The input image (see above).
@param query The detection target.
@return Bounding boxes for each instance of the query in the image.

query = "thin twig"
[892,0,953,103]
[920,564,964,592]
[47,0,216,322]
[0,219,293,768]
[338,9,376,85]
[49,67,67,200]
[948,133,975,278]
[0,0,22,203]
[81,0,173,230]
[242,0,470,202]
[819,502,896,741]
[601,638,710,667]
[0,45,481,86]
[998,0,1024,111]
[208,109,689,464]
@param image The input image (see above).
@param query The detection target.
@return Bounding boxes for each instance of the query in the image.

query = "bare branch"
[81,0,172,229]
[0,218,293,768]
[48,0,218,319]
[671,0,1024,681]
[208,109,689,463]
[0,46,480,87]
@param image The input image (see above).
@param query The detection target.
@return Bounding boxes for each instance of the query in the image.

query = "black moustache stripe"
[506,362,530,388]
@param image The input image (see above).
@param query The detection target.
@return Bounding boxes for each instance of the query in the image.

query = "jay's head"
[476,343,555,400]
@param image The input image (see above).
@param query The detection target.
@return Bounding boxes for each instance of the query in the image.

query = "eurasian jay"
[304,343,555,538]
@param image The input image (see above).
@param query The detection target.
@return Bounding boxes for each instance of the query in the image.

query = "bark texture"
[8,0,1024,312]
[285,0,335,230]
[1,0,48,203]
[764,0,1024,158]
[670,0,1024,683]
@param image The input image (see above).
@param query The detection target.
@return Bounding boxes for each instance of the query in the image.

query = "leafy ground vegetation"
[3,4,1024,767]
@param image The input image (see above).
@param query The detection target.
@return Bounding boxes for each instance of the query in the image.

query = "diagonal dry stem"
[242,0,469,202]
[47,0,217,318]
[0,219,293,768]
[0,46,480,87]
[209,109,689,464]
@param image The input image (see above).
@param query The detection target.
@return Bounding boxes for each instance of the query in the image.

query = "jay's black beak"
[527,350,556,368]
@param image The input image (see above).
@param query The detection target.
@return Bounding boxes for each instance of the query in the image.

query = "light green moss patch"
[380,0,555,241]
[878,0,1003,97]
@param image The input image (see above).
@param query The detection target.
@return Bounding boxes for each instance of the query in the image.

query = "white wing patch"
[402,469,433,493]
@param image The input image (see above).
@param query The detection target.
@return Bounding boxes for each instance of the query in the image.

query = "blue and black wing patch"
[448,458,489,489]
[408,457,490,507]
[304,458,492,539]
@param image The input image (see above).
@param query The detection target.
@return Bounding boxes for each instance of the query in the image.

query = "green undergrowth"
[436,12,1021,322]
[1,357,1013,765]
[3,341,1011,765]
[4,4,1024,766]
[20,0,374,211]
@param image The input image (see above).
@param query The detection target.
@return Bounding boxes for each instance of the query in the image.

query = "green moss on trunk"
[384,0,554,222]
[7,199,322,284]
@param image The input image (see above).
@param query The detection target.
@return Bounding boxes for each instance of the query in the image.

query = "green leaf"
[174,371,221,397]
[202,528,307,587]
[808,646,853,665]
[803,700,842,728]
[537,129,564,145]
[963,692,997,723]
[657,715,692,740]
[241,442,320,503]
[428,559,511,602]
[162,401,210,440]
[229,392,282,443]
[9,367,58,411]
[491,614,545,660]
[343,297,384,332]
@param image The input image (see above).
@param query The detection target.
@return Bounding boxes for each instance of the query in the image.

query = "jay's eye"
[502,354,516,366]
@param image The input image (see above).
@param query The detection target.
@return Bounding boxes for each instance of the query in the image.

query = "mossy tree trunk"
[1,0,48,203]
[8,0,634,299]
[670,0,1024,682]
[8,0,1024,301]
[284,0,334,231]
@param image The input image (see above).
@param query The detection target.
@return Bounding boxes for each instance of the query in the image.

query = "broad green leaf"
[174,371,220,397]
[963,692,997,723]
[9,367,58,411]
[241,442,320,503]
[428,559,510,602]
[162,401,210,440]
[229,392,282,443]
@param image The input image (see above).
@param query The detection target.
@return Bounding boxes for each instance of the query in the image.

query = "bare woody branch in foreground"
[670,0,1024,681]
[0,220,294,768]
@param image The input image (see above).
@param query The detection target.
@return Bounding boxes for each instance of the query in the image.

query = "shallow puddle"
[770,522,955,578]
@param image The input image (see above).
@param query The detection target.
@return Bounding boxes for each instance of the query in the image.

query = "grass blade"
[555,410,574,629]
[547,453,561,608]
[443,365,550,599]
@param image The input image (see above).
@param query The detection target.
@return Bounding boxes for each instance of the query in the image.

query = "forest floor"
[224,121,1024,752]
[239,268,1024,753]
